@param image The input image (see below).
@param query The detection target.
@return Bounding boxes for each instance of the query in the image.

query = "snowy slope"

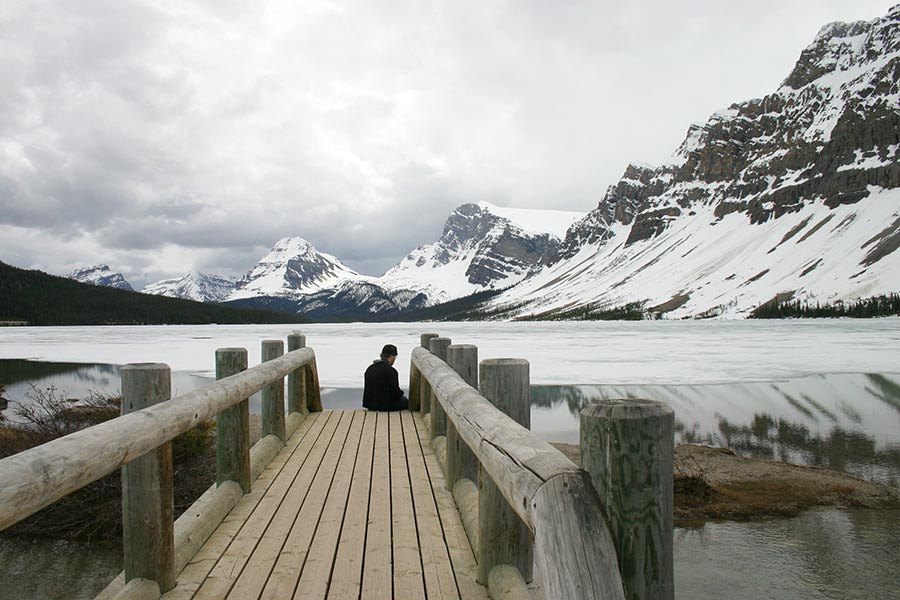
[142,272,236,303]
[229,237,362,300]
[487,6,900,319]
[379,201,584,303]
[67,264,134,291]
[493,187,900,318]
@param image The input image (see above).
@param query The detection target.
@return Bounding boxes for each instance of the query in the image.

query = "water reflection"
[0,359,212,423]
[674,508,900,600]
[530,373,900,489]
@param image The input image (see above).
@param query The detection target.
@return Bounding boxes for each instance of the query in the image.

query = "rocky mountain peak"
[556,4,900,261]
[229,237,360,300]
[142,271,236,303]
[67,264,134,291]
[380,201,583,303]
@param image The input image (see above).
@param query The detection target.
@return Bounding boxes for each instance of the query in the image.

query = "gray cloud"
[1,0,894,283]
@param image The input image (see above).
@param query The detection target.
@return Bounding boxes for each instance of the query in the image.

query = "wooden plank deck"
[161,410,488,600]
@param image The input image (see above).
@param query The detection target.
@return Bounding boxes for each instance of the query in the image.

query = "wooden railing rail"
[0,345,318,531]
[411,346,626,600]
[0,333,323,600]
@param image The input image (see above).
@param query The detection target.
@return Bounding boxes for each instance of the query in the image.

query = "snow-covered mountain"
[485,5,900,319]
[379,201,584,304]
[142,272,236,303]
[67,264,133,291]
[293,280,428,321]
[228,237,361,301]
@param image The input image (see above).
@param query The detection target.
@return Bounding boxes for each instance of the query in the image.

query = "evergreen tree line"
[751,293,900,319]
[0,261,305,326]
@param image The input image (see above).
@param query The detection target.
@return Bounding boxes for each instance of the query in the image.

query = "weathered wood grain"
[261,340,286,442]
[327,411,377,600]
[215,348,251,493]
[445,344,479,489]
[412,346,626,600]
[402,410,459,600]
[361,412,392,600]
[389,411,425,599]
[581,401,674,600]
[0,346,317,532]
[531,473,625,600]
[452,478,479,553]
[413,414,489,600]
[428,337,452,438]
[287,333,308,416]
[121,364,176,593]
[487,565,530,600]
[194,411,338,599]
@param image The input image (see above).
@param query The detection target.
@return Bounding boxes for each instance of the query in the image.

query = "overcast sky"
[1,0,895,288]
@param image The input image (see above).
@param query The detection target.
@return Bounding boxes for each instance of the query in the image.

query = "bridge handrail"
[0,346,316,531]
[411,346,625,600]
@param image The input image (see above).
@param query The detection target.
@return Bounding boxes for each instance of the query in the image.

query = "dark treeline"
[751,293,900,319]
[519,301,646,321]
[0,261,306,326]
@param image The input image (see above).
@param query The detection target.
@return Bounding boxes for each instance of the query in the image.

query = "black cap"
[381,344,398,356]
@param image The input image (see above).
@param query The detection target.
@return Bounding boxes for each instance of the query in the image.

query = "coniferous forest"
[751,293,900,319]
[0,261,306,326]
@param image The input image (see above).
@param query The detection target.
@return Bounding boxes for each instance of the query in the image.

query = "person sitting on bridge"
[362,344,409,411]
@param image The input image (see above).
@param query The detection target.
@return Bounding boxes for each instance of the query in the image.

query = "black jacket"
[362,359,406,411]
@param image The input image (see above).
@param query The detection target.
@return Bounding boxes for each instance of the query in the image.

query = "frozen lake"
[2,319,900,600]
[2,319,899,387]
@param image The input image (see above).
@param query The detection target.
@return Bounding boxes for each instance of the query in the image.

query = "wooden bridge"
[0,333,675,600]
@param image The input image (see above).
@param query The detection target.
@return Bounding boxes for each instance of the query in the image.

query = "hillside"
[484,6,900,319]
[0,262,306,326]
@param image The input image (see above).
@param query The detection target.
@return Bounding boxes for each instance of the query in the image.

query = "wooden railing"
[410,334,675,600]
[0,332,321,600]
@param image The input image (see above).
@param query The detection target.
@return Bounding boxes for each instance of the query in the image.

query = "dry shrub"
[0,385,215,541]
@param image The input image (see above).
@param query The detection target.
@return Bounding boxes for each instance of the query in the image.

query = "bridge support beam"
[419,333,440,415]
[287,332,308,416]
[477,358,533,584]
[410,332,438,411]
[428,337,452,437]
[445,344,479,487]
[120,363,176,593]
[261,340,286,442]
[581,400,674,600]
[215,348,251,493]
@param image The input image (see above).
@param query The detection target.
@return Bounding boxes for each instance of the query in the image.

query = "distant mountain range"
[64,6,900,320]
[68,264,134,292]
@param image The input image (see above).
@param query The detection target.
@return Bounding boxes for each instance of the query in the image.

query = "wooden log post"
[477,358,533,584]
[305,356,324,413]
[581,400,674,600]
[120,363,176,593]
[261,340,286,442]
[410,333,437,412]
[418,333,440,414]
[428,337,452,436]
[445,344,479,488]
[215,348,251,493]
[287,332,307,416]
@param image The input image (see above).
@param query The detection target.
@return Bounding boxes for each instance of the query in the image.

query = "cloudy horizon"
[1,0,895,289]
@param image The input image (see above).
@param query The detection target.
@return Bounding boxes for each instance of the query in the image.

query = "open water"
[1,320,899,599]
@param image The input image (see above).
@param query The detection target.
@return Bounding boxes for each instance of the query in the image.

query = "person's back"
[362,344,408,411]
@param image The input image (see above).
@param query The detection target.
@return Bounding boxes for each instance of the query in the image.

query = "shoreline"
[551,442,900,526]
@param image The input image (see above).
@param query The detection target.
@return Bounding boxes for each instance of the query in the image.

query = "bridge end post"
[477,358,533,584]
[215,348,251,493]
[581,400,675,600]
[120,363,176,593]
[261,340,286,442]
[287,332,308,416]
